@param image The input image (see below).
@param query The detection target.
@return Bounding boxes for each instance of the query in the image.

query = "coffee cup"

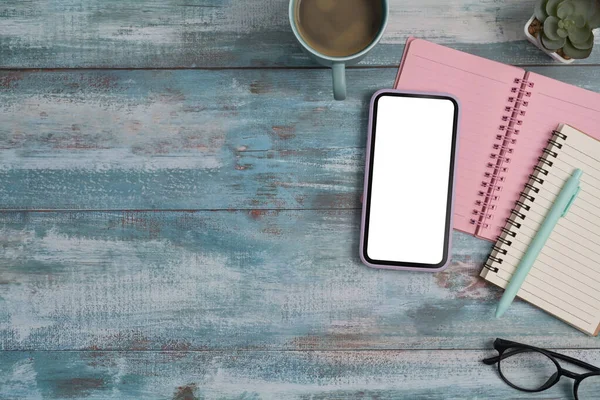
[289,0,389,100]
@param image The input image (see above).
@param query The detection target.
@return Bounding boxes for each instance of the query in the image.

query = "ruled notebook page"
[483,125,600,335]
[394,39,525,237]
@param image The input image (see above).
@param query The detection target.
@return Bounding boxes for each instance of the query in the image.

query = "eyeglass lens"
[499,348,559,391]
[576,374,600,399]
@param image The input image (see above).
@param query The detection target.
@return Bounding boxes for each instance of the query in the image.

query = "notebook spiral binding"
[483,128,568,273]
[471,77,534,231]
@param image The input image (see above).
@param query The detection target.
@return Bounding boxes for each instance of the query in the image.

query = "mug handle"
[332,63,346,101]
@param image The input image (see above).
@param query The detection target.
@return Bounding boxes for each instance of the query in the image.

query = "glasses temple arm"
[482,347,600,372]
[481,347,532,365]
[482,355,500,365]
[545,349,600,372]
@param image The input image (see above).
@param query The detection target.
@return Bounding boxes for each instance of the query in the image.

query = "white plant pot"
[524,14,575,64]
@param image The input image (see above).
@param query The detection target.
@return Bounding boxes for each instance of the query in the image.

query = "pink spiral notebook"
[395,38,600,241]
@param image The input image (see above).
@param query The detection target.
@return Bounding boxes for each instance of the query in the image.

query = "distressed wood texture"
[2,349,600,399]
[3,0,600,397]
[3,66,600,210]
[3,210,600,352]
[2,0,600,69]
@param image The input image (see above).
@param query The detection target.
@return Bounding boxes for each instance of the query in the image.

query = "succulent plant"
[534,0,600,59]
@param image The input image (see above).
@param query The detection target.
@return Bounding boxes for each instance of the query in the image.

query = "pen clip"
[562,186,581,217]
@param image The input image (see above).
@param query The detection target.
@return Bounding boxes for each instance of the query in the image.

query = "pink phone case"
[359,89,460,272]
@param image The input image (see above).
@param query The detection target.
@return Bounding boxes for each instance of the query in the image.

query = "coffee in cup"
[295,0,384,58]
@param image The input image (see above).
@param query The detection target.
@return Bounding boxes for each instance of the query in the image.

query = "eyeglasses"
[483,338,600,399]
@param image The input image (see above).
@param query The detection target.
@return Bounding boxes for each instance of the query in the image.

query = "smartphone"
[360,90,460,271]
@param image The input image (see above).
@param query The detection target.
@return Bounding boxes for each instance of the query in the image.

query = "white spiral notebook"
[482,124,600,335]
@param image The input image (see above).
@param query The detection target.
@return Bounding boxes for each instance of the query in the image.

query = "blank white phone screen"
[366,95,457,265]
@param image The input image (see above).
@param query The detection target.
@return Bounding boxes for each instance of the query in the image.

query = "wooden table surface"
[2,1,600,398]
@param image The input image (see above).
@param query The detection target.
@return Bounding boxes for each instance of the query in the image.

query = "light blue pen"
[495,168,583,318]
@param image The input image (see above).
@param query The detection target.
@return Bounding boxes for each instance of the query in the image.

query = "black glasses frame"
[482,338,600,400]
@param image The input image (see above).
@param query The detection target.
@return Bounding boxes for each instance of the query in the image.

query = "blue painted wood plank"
[2,349,599,399]
[1,0,599,68]
[1,210,599,351]
[0,68,390,210]
[2,67,600,210]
